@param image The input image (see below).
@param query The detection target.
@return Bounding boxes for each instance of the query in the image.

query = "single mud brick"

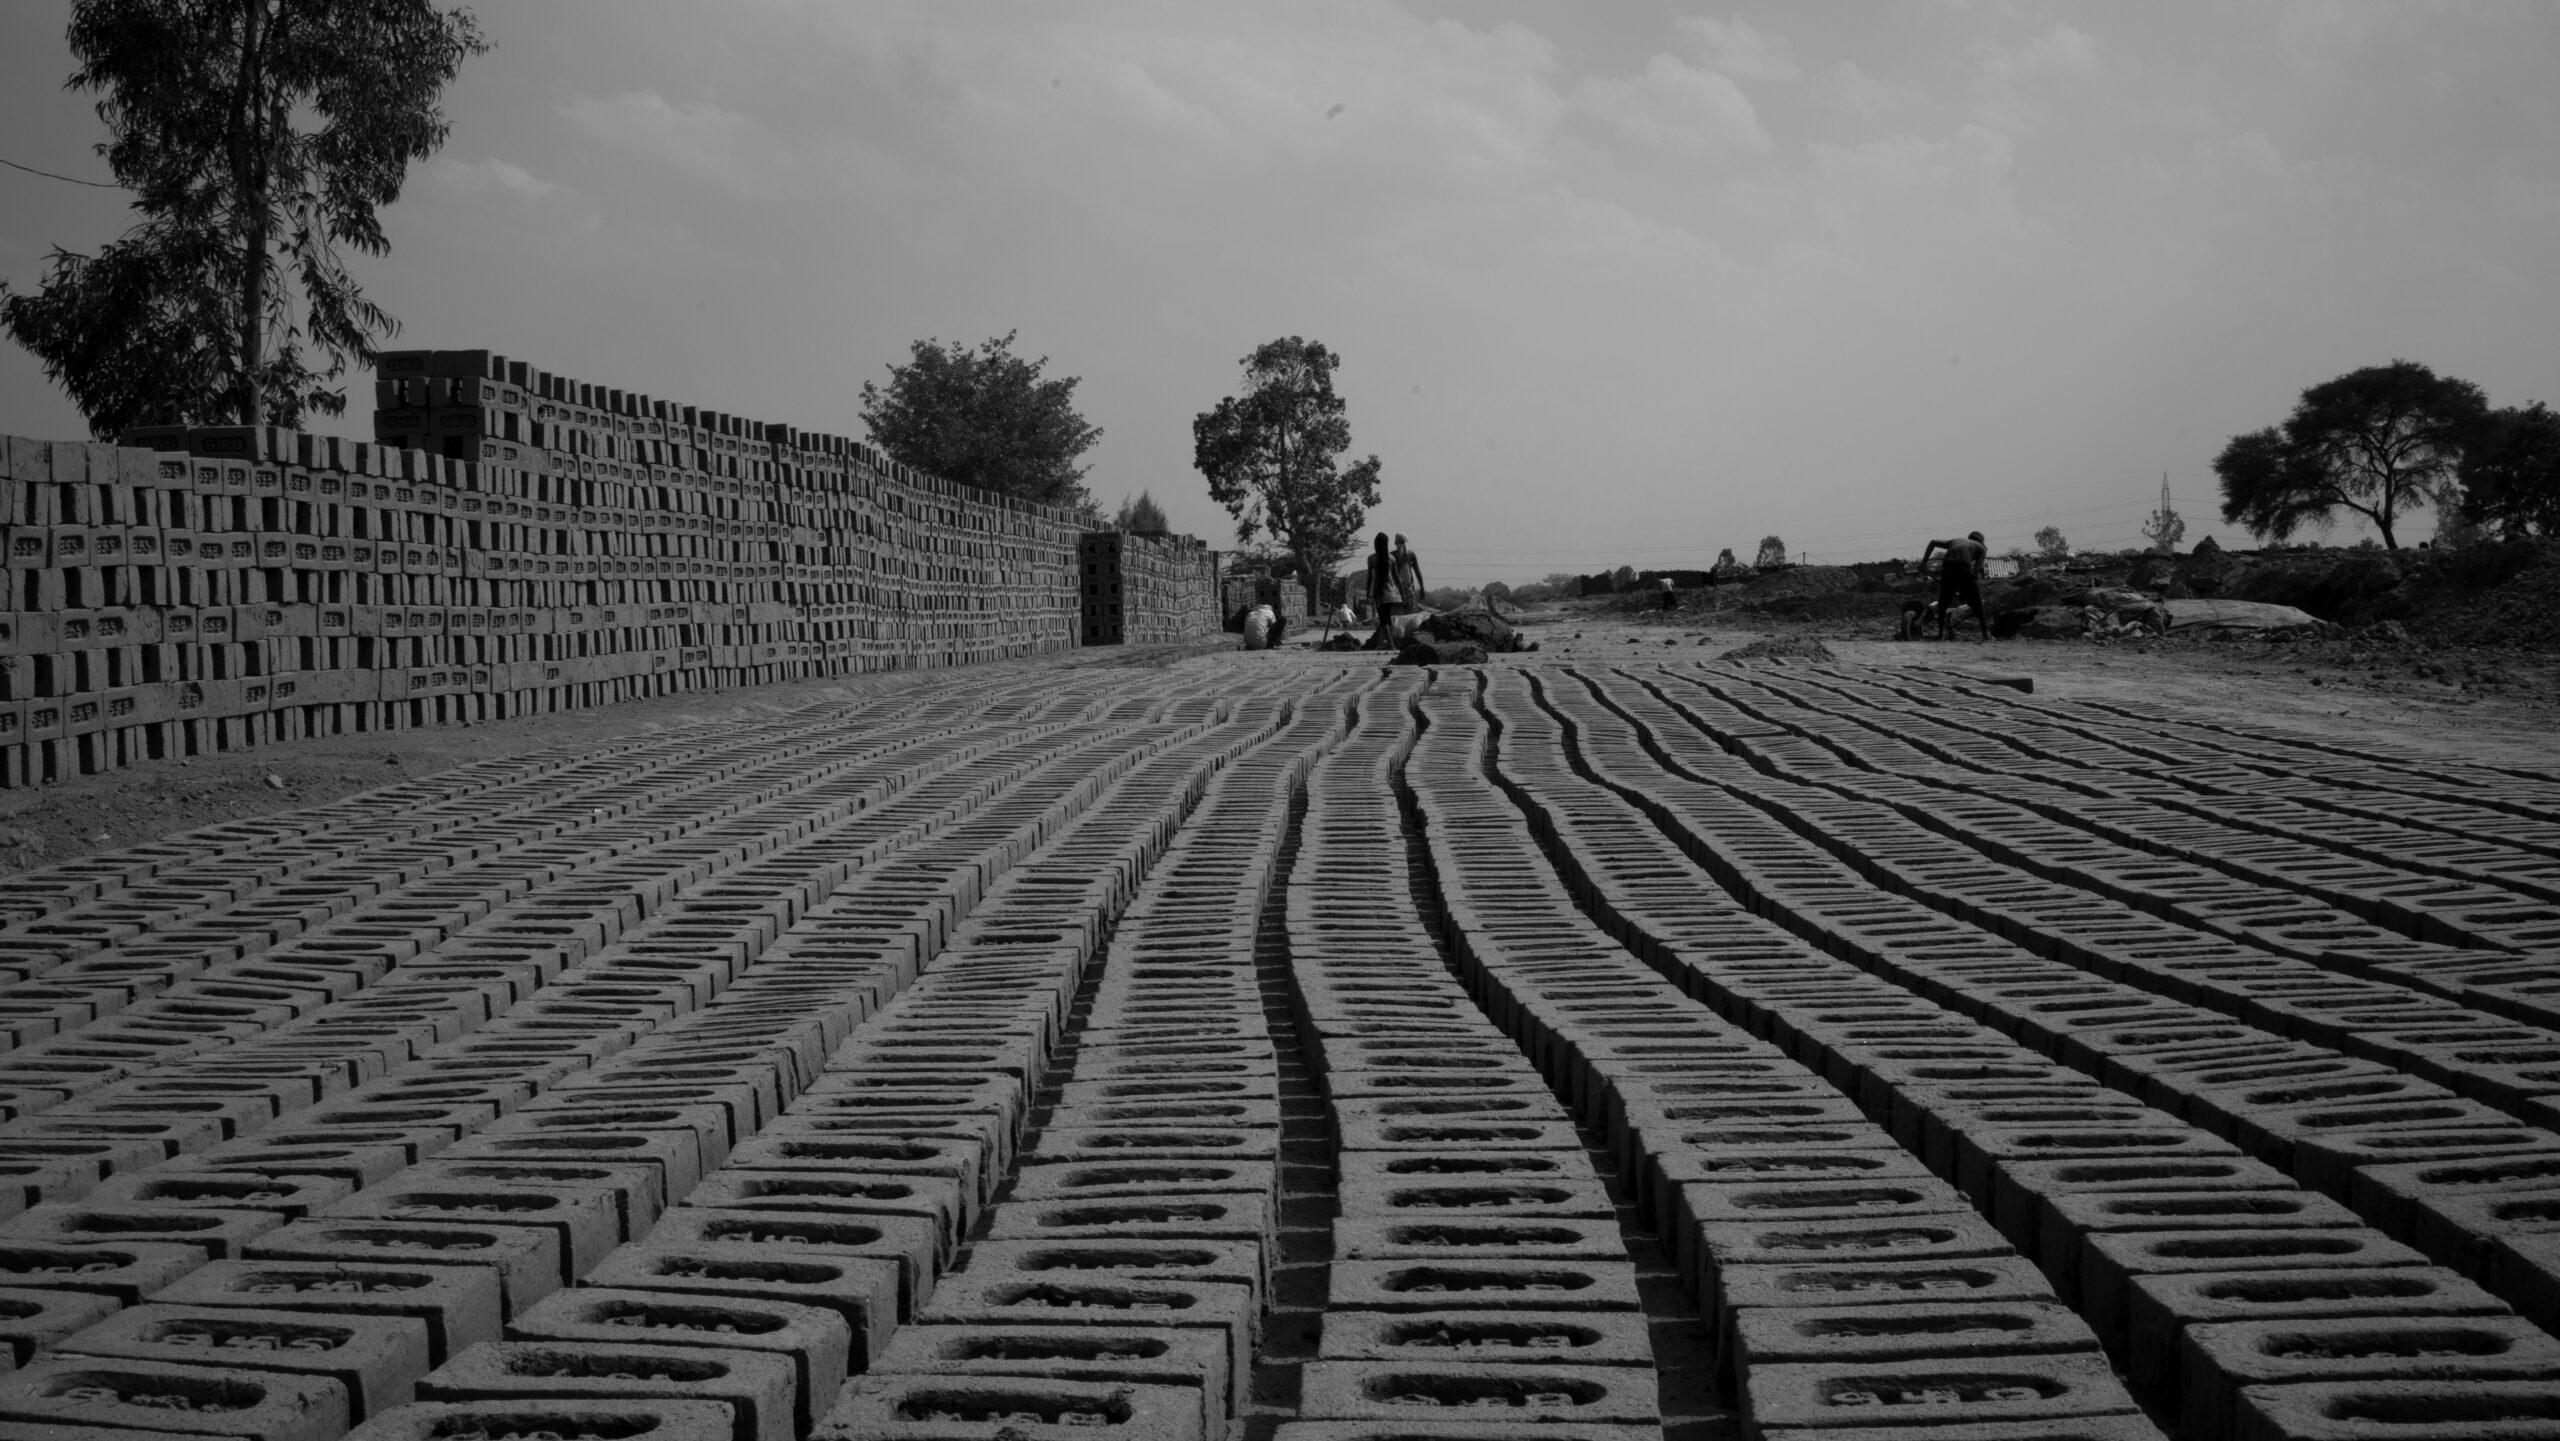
[507,1287,849,1433]
[2182,1314,2560,1441]
[477,1102,732,1177]
[965,1240,1263,1320]
[1336,1172,1618,1223]
[2295,1128,2560,1198]
[917,1272,1257,1393]
[871,1323,1229,1441]
[1677,1179,1971,1233]
[153,1260,501,1363]
[2083,1229,2431,1360]
[1296,1358,1661,1425]
[244,1219,560,1318]
[1332,1117,1584,1154]
[1730,1298,2103,1378]
[549,1074,776,1137]
[417,1340,795,1441]
[1694,1210,2017,1323]
[1334,1151,1585,1191]
[721,1135,984,1217]
[1976,1126,2247,1218]
[0,1240,205,1303]
[1333,1095,1554,1129]
[1744,1350,2140,1438]
[398,1161,666,1242]
[1320,1071,1554,1101]
[816,1372,1205,1441]
[338,1398,739,1441]
[683,1172,963,1261]
[190,1141,416,1189]
[2,1203,282,1259]
[0,1356,349,1441]
[2231,1377,2560,1440]
[1998,1154,2305,1256]
[436,1128,706,1201]
[645,1208,939,1318]
[323,1185,618,1283]
[1049,1077,1267,1110]
[1326,1258,1643,1314]
[1648,1150,1937,1239]
[81,1173,351,1220]
[1004,1162,1279,1210]
[578,1243,903,1364]
[2042,1189,2364,1305]
[0,1285,121,1365]
[1317,1309,1653,1367]
[59,1303,430,1421]
[1331,1215,1624,1267]
[988,1193,1276,1262]
[1709,1255,2061,1367]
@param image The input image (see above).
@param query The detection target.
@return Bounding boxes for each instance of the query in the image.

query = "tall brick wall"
[0,346,1221,786]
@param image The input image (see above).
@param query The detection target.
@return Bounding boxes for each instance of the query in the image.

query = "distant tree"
[2214,360,2489,550]
[2035,525,2070,560]
[2459,402,2560,538]
[2140,477,2186,553]
[1192,336,1382,581]
[1713,548,1737,570]
[1,0,489,435]
[1114,490,1169,535]
[862,331,1102,509]
[1754,535,1787,568]
[1611,564,1637,591]
[1541,572,1580,591]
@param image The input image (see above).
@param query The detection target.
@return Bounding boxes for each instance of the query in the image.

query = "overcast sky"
[3,2,2554,577]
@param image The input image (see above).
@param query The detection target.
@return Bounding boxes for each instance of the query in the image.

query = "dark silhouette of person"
[1919,530,1991,642]
[1366,532,1395,642]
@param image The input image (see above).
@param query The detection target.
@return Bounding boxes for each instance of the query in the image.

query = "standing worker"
[1392,534,1427,613]
[1366,533,1396,644]
[1918,530,1992,643]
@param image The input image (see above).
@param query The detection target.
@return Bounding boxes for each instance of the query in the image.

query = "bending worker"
[1918,530,1991,643]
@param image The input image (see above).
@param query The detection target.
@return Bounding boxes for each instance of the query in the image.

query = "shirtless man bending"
[1918,530,1991,643]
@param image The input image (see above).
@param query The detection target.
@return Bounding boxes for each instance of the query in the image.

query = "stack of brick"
[0,346,1225,786]
[1078,530,1219,646]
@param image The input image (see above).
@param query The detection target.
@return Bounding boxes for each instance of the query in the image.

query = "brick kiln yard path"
[0,656,2556,1440]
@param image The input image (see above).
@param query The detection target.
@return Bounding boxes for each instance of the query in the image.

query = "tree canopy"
[859,331,1103,511]
[2035,525,2070,560]
[1191,336,1382,579]
[1113,490,1169,535]
[2213,360,2489,549]
[1754,535,1787,569]
[0,0,487,435]
[2459,402,2560,539]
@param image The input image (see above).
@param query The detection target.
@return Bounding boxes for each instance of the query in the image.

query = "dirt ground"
[0,637,1234,878]
[9,599,2554,881]
[1234,597,2560,772]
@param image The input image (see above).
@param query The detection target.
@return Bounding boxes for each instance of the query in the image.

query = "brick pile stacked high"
[0,347,1223,786]
[1077,530,1218,647]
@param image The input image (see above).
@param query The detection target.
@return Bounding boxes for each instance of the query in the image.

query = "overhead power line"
[0,154,122,189]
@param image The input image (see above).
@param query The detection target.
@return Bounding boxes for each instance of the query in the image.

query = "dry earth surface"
[0,621,2555,1441]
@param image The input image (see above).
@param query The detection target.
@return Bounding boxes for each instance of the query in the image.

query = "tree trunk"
[231,0,269,425]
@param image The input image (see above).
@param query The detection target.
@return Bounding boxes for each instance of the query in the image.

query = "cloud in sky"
[1,1,2554,571]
